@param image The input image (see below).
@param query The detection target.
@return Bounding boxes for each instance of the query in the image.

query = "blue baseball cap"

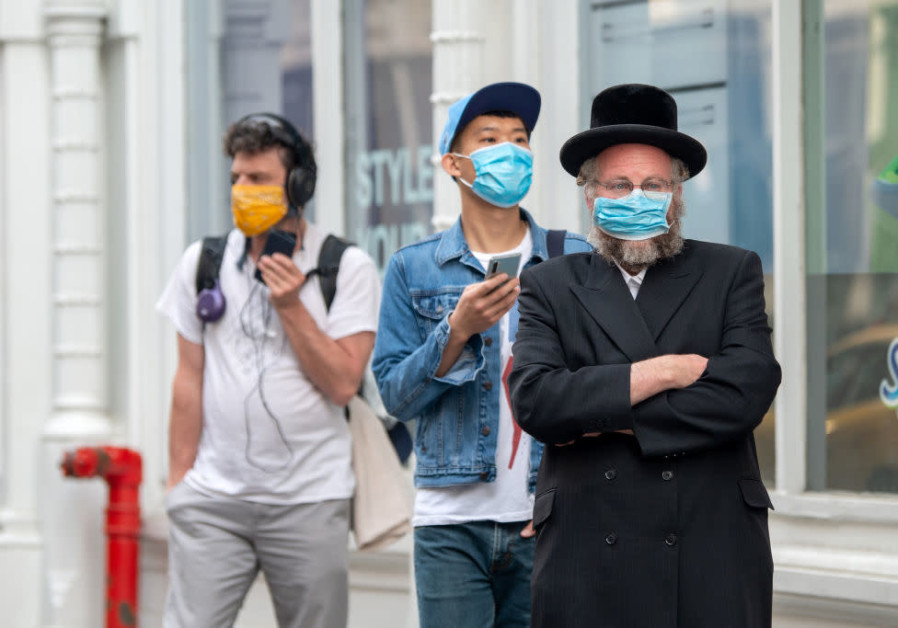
[438,82,541,155]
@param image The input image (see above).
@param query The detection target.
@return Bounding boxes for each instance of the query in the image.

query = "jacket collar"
[570,247,702,361]
[434,208,549,267]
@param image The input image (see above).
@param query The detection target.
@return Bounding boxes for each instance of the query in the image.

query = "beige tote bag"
[347,395,413,551]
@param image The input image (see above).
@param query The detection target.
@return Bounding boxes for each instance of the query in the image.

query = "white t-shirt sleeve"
[156,240,205,345]
[324,245,380,340]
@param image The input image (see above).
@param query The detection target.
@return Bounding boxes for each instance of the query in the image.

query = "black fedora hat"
[559,83,707,179]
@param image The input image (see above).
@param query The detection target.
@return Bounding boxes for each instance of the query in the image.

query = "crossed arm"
[509,252,780,455]
[630,354,708,406]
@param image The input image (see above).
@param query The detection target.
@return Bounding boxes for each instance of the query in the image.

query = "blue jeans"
[414,521,535,628]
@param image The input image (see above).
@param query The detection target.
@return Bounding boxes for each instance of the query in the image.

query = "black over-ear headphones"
[234,112,317,208]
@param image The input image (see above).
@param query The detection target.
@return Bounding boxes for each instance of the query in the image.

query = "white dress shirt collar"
[614,262,647,300]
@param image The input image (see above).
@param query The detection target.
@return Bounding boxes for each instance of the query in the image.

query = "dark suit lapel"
[636,255,703,340]
[571,257,658,362]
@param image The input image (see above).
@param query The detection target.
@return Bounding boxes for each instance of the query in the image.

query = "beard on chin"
[587,196,686,269]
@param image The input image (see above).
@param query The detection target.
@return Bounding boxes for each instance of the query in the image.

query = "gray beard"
[587,197,686,270]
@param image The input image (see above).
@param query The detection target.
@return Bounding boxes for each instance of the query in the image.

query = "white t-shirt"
[413,228,535,526]
[156,224,380,505]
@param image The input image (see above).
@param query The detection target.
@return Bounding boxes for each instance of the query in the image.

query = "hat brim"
[559,125,707,179]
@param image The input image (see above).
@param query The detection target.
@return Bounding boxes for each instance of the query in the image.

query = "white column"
[530,0,584,231]
[430,0,575,232]
[430,0,503,231]
[771,0,807,495]
[41,2,110,625]
[44,0,111,439]
[0,2,54,624]
[311,0,346,236]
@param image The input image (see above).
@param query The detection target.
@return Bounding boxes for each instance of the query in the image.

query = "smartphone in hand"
[254,229,297,284]
[485,252,522,280]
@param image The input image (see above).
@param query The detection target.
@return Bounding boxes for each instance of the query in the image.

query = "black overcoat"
[509,240,782,628]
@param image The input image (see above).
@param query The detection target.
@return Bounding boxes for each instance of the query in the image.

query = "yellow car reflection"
[754,323,898,493]
[824,324,898,492]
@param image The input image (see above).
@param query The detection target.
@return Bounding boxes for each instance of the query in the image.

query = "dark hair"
[223,116,311,174]
[448,109,531,154]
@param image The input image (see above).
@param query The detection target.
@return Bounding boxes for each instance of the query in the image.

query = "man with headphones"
[156,113,380,627]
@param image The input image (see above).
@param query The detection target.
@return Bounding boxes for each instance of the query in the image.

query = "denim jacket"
[372,209,592,490]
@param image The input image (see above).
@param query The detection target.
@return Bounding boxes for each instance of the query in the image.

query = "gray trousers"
[163,482,350,628]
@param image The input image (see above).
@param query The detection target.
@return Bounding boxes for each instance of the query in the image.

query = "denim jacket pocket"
[411,290,463,338]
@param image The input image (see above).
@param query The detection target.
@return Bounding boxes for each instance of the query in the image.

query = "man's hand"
[667,354,708,388]
[258,252,307,308]
[447,273,520,339]
[653,354,708,389]
[630,354,708,405]
[434,273,519,378]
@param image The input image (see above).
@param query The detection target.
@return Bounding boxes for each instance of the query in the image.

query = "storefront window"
[582,0,777,484]
[343,0,433,273]
[806,0,898,493]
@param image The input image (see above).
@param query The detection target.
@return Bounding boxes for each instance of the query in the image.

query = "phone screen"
[254,229,297,284]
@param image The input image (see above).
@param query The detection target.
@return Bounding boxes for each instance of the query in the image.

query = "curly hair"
[222,116,307,173]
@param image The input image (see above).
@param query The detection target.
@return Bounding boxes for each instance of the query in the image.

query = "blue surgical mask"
[454,142,533,208]
[593,189,672,241]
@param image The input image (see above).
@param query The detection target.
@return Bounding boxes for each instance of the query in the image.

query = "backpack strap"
[313,234,353,312]
[195,235,228,294]
[546,229,566,259]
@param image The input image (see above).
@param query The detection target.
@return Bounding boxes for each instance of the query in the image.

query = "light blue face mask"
[593,189,673,241]
[454,142,533,208]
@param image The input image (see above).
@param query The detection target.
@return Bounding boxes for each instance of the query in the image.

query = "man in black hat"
[508,84,781,627]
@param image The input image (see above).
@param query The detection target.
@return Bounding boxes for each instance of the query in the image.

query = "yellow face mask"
[231,184,288,236]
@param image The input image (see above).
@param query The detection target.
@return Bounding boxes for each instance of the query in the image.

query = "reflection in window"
[185,0,314,237]
[822,277,898,492]
[807,0,898,493]
[344,0,433,274]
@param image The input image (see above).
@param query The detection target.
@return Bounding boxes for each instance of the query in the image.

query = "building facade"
[1,0,897,626]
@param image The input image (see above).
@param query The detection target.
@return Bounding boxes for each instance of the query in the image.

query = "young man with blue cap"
[372,82,591,628]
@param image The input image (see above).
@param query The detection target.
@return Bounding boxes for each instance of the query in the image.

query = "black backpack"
[195,232,414,463]
[196,233,351,312]
[196,230,567,311]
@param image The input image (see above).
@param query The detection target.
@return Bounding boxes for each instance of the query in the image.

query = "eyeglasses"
[591,178,674,200]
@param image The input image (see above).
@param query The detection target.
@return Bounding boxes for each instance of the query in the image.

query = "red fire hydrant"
[61,446,142,628]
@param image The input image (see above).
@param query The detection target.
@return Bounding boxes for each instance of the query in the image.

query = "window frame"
[769,0,898,613]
